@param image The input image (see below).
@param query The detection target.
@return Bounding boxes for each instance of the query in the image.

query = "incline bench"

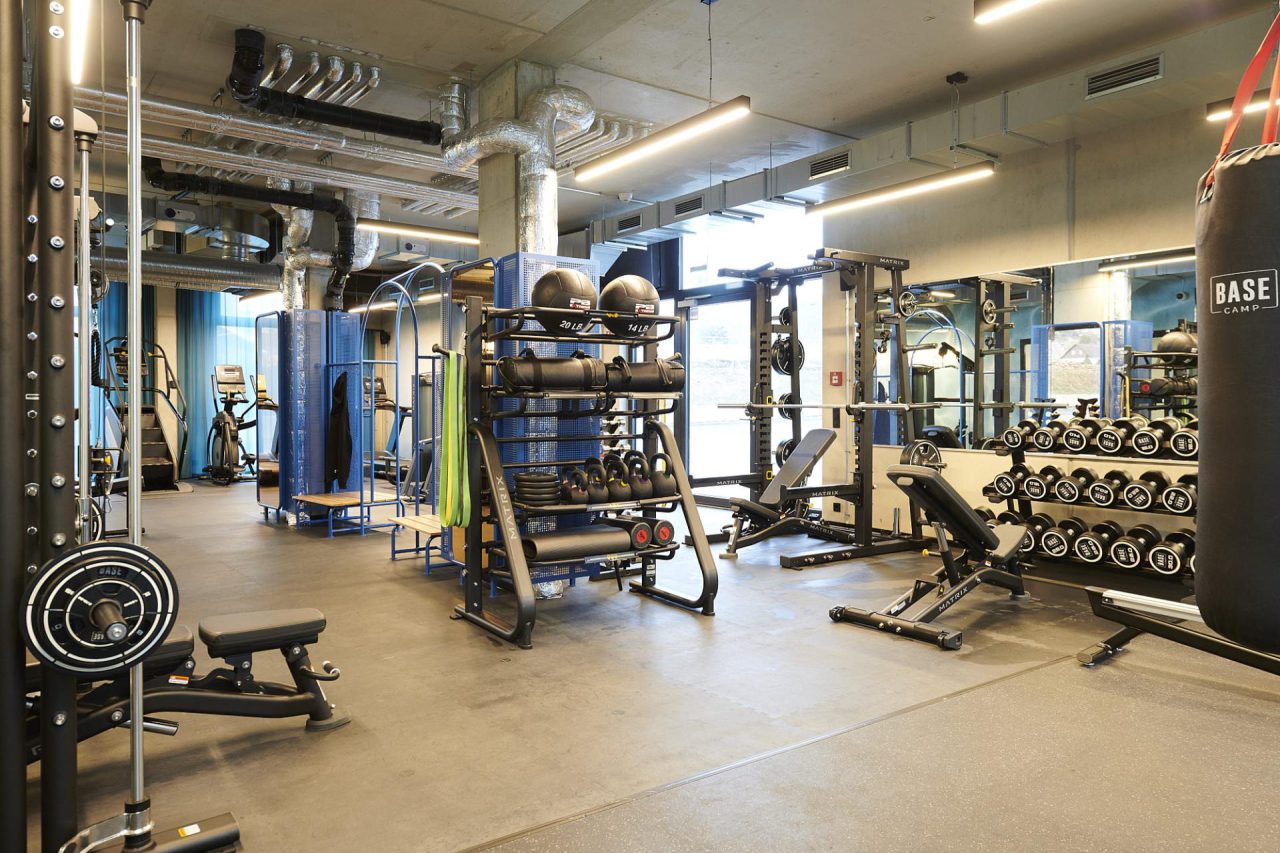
[722,428,861,556]
[830,464,1030,649]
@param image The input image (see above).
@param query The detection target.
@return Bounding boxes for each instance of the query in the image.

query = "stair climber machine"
[205,364,258,485]
[105,339,189,492]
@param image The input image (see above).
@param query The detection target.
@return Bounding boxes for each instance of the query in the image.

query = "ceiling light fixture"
[974,0,1050,25]
[1098,249,1196,272]
[69,0,90,84]
[807,162,995,218]
[237,289,281,304]
[573,95,752,184]
[355,219,480,246]
[349,300,398,314]
[1205,89,1278,122]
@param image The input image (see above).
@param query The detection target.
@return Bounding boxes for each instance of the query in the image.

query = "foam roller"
[521,527,633,562]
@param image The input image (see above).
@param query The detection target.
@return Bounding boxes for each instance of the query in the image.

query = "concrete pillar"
[476,59,555,259]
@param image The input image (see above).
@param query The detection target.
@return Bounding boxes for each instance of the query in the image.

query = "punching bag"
[1194,11,1280,652]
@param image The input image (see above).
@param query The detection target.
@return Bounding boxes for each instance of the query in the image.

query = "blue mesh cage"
[494,252,601,579]
[279,309,327,514]
[327,311,363,492]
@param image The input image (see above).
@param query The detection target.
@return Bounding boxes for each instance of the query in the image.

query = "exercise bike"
[205,364,257,485]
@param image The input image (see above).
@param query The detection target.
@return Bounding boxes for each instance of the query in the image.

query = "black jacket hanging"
[326,371,353,490]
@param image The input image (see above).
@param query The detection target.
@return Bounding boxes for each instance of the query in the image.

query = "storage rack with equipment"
[982,441,1197,581]
[448,259,717,649]
[971,272,1037,447]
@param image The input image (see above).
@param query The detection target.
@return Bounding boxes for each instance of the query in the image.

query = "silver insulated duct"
[270,179,379,309]
[98,246,282,291]
[443,84,594,255]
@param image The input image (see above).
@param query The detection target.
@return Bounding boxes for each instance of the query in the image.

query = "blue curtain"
[176,290,267,477]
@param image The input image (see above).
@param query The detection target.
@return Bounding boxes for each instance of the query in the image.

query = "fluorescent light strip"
[807,162,995,218]
[69,0,90,85]
[355,219,480,246]
[237,289,280,303]
[1205,89,1279,122]
[350,293,443,314]
[1098,251,1195,273]
[974,0,1048,25]
[574,95,751,184]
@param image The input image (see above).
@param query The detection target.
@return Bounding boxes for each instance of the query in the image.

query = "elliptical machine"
[205,364,256,485]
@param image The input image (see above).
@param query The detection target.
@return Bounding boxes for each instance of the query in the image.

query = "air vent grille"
[809,151,850,180]
[673,196,704,217]
[1086,55,1163,99]
[617,214,642,232]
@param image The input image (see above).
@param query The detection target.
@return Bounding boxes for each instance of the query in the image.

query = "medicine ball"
[598,275,659,337]
[531,268,597,335]
[1155,329,1198,367]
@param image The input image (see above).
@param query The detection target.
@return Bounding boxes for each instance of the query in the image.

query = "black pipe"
[142,157,355,309]
[0,0,25,843]
[227,28,442,146]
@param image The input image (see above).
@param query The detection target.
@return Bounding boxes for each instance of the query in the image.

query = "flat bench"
[293,492,363,537]
[392,514,443,536]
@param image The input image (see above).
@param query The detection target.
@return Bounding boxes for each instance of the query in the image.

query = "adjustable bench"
[723,428,861,556]
[24,607,348,763]
[830,464,1030,650]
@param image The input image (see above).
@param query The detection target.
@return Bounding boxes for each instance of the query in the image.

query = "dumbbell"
[1021,465,1063,500]
[1132,417,1182,457]
[974,506,997,526]
[1109,524,1160,570]
[1022,513,1056,554]
[1087,470,1132,508]
[1189,552,1197,575]
[1148,530,1196,576]
[650,519,676,546]
[1074,520,1125,564]
[1040,517,1087,558]
[996,510,1026,526]
[1169,419,1199,459]
[992,463,1033,498]
[1095,416,1148,455]
[1002,419,1039,450]
[1161,474,1197,515]
[1031,417,1075,452]
[1122,470,1172,511]
[1053,467,1097,504]
[1062,418,1111,453]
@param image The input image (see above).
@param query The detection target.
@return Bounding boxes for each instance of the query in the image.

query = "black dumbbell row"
[991,464,1197,515]
[1001,415,1198,460]
[974,507,1196,576]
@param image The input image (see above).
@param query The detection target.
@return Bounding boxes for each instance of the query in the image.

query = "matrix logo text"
[1211,269,1279,314]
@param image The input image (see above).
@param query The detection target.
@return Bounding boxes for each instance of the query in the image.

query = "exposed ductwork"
[439,80,466,143]
[142,157,358,309]
[443,84,594,255]
[97,129,477,209]
[227,28,442,146]
[269,180,379,309]
[96,246,282,291]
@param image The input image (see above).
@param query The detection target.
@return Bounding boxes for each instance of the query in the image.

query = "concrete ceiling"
[72,0,1273,237]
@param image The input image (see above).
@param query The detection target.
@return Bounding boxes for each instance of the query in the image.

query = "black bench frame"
[24,617,347,763]
[830,464,1030,649]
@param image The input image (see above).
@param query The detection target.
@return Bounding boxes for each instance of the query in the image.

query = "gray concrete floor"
[23,483,1280,851]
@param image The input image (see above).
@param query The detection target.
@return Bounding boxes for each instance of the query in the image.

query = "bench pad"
[199,608,326,658]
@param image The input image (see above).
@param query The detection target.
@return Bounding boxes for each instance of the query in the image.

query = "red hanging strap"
[1210,11,1280,185]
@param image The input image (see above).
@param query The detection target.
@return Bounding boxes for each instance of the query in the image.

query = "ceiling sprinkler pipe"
[228,29,440,145]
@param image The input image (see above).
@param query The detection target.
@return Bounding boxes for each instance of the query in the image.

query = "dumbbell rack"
[986,444,1197,588]
[454,295,718,649]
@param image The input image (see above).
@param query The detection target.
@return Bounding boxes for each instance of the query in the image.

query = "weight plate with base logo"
[21,541,180,678]
[1161,474,1198,514]
[775,438,799,467]
[1002,419,1038,449]
[1148,530,1196,575]
[769,337,806,375]
[1088,470,1131,507]
[900,439,943,469]
[1123,470,1172,511]
[1109,525,1161,570]
[1054,467,1097,503]
[1169,419,1199,458]
[1074,520,1125,564]
[1040,517,1087,558]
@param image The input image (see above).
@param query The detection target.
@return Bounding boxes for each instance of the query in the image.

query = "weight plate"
[1023,477,1048,500]
[778,392,798,420]
[775,438,798,467]
[900,439,942,469]
[981,299,998,326]
[1001,427,1024,448]
[1122,484,1155,510]
[1088,482,1117,506]
[993,472,1017,497]
[778,306,793,327]
[1148,545,1184,575]
[22,542,179,678]
[1110,541,1142,569]
[1041,531,1070,557]
[1170,430,1199,458]
[1131,431,1162,456]
[1054,480,1082,503]
[1031,429,1057,451]
[1094,429,1123,454]
[898,291,918,316]
[1162,486,1194,514]
[1075,535,1105,564]
[1061,428,1089,452]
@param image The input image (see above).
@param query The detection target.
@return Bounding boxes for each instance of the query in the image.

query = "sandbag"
[604,356,686,393]
[496,349,607,392]
[1194,11,1280,652]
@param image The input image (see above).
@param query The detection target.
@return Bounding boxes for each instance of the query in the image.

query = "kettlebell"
[650,452,677,498]
[625,451,653,500]
[604,456,633,502]
[561,467,589,504]
[585,462,611,504]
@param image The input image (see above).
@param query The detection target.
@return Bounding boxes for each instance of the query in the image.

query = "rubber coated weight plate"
[1054,479,1082,503]
[776,438,798,467]
[1148,545,1184,575]
[1074,534,1106,563]
[1041,531,1071,558]
[1110,541,1143,569]
[993,472,1018,497]
[777,392,798,420]
[899,439,943,469]
[778,306,793,327]
[22,542,178,678]
[1122,483,1156,510]
[898,291,918,317]
[981,299,998,326]
[1162,486,1194,514]
[769,338,805,375]
[1023,476,1048,499]
[1088,482,1117,506]
[1170,430,1198,458]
